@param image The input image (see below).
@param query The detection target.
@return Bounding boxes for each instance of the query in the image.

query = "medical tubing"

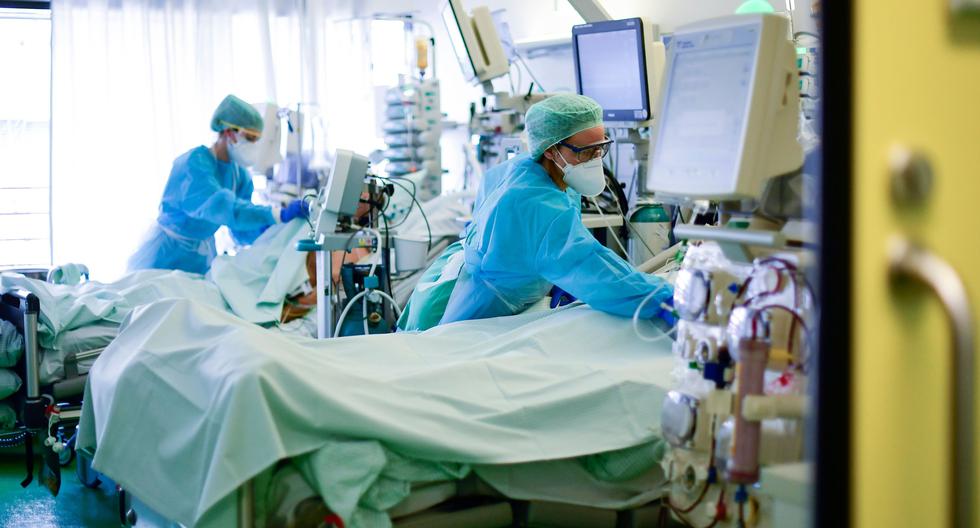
[388,174,417,198]
[386,178,432,251]
[632,282,675,343]
[363,292,370,336]
[301,193,317,231]
[372,176,414,229]
[372,290,403,318]
[380,211,394,297]
[589,198,630,257]
[364,228,382,336]
[334,290,369,338]
[753,304,812,362]
[515,53,546,92]
[608,189,659,258]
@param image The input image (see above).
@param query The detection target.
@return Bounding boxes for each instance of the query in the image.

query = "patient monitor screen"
[577,30,644,112]
[649,25,759,194]
[573,18,649,121]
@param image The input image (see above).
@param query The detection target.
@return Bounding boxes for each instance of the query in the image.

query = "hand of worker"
[549,286,578,309]
[280,199,310,223]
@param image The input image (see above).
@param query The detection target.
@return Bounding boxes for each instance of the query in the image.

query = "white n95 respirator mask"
[227,132,262,168]
[556,150,606,198]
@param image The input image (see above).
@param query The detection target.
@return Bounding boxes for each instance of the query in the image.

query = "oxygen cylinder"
[628,202,671,266]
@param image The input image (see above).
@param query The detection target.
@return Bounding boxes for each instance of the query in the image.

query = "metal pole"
[238,479,255,528]
[316,249,336,339]
[566,0,612,23]
[24,312,40,399]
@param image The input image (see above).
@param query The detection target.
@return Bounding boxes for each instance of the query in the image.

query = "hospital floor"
[0,454,118,527]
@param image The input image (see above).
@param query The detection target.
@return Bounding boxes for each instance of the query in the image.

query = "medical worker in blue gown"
[398,94,673,331]
[128,94,310,275]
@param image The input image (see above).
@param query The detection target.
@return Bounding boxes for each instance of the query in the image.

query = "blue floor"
[0,453,118,527]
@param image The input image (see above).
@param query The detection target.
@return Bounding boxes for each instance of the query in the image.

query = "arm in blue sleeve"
[174,155,276,234]
[534,207,672,318]
[228,171,269,245]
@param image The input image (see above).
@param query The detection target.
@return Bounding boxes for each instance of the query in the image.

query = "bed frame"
[0,287,99,491]
[121,473,673,528]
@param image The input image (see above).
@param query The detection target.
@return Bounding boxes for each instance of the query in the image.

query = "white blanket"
[80,298,673,526]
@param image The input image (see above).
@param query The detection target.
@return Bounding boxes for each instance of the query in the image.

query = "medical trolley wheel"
[58,444,74,466]
[76,450,102,489]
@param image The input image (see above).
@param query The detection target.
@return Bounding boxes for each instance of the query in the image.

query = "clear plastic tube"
[631,283,675,343]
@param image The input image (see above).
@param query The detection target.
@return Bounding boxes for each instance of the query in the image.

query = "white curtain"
[50,0,352,280]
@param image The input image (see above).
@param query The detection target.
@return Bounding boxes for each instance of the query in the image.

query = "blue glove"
[280,199,309,223]
[549,286,577,309]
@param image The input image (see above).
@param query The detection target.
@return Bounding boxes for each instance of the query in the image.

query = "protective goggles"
[219,120,262,142]
[556,136,614,163]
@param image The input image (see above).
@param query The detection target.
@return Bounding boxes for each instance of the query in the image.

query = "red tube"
[727,337,769,483]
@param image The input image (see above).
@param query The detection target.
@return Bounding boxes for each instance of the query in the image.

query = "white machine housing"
[646,14,803,201]
[441,0,509,84]
[314,149,369,239]
[309,149,370,340]
[572,17,666,128]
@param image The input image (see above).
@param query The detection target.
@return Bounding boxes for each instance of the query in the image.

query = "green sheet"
[0,220,310,350]
[80,298,675,527]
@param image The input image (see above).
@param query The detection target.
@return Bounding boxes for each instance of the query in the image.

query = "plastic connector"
[364,276,380,290]
[703,362,727,388]
[705,389,734,416]
[715,499,727,520]
[296,239,321,251]
[735,485,749,504]
[658,307,679,327]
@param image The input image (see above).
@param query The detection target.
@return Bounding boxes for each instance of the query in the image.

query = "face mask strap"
[553,147,573,172]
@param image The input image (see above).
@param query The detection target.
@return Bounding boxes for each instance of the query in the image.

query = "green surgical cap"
[210,94,264,133]
[735,0,775,13]
[525,93,603,159]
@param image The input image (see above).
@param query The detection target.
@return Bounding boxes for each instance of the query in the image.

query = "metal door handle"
[889,236,975,528]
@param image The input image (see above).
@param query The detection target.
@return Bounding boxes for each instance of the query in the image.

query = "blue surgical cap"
[210,94,264,133]
[525,93,603,159]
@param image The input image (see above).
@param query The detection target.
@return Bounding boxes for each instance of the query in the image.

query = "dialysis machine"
[647,14,815,527]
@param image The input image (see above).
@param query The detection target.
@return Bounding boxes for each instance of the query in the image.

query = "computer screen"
[573,18,650,122]
[653,32,758,185]
[646,14,802,200]
[442,1,477,83]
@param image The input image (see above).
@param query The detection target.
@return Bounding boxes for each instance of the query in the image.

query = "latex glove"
[280,199,309,223]
[549,286,578,309]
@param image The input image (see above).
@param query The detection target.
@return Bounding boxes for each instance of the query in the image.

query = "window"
[0,7,51,269]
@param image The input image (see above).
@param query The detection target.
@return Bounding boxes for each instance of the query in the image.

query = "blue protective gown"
[439,154,672,325]
[128,146,277,275]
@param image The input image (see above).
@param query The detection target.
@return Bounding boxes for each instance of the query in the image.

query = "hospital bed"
[0,283,323,494]
[0,218,326,493]
[80,297,679,528]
